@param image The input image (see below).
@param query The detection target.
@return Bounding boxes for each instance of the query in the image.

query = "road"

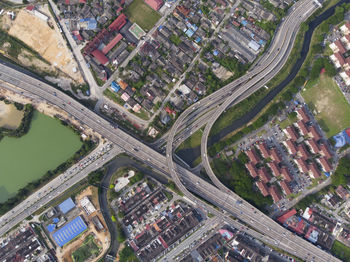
[0,2,342,261]
[0,139,123,236]
[48,0,99,98]
[165,0,341,261]
[0,61,340,261]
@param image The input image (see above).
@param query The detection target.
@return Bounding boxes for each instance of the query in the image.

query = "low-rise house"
[336,185,350,200]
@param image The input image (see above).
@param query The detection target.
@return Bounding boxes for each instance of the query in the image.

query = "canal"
[0,111,82,203]
[177,0,349,165]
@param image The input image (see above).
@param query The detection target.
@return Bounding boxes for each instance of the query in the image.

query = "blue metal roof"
[47,224,56,233]
[58,198,75,214]
[52,216,87,247]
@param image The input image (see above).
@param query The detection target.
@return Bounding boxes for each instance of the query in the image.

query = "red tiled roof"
[245,148,260,164]
[281,167,293,182]
[284,125,299,141]
[257,142,269,158]
[245,162,258,178]
[345,21,350,31]
[102,33,123,54]
[270,148,282,163]
[345,34,350,44]
[269,186,282,203]
[306,139,319,154]
[284,140,297,155]
[297,144,309,160]
[308,162,321,179]
[256,181,269,197]
[280,180,292,195]
[318,157,331,172]
[26,5,34,11]
[296,107,310,122]
[91,49,109,65]
[319,143,332,159]
[258,167,271,183]
[295,158,308,173]
[336,185,349,199]
[145,0,163,10]
[277,209,296,224]
[334,52,345,66]
[268,161,280,176]
[308,126,321,141]
[295,120,308,136]
[108,13,127,31]
[335,40,346,54]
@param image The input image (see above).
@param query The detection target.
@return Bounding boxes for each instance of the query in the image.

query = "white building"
[340,70,350,86]
[80,196,96,216]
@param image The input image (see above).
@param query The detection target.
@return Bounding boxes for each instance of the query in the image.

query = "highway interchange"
[0,0,342,261]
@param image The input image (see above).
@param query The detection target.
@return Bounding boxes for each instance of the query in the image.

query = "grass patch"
[331,240,350,262]
[177,129,203,151]
[103,88,125,105]
[124,0,161,31]
[210,88,268,137]
[72,234,101,262]
[301,74,350,137]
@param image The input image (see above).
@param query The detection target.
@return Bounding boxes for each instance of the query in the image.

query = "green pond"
[0,111,82,203]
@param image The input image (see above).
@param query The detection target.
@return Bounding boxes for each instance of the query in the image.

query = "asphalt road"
[0,2,341,261]
[0,22,340,262]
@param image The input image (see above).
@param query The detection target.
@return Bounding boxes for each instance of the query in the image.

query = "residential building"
[145,0,163,11]
[258,167,271,183]
[256,181,269,197]
[283,140,297,155]
[280,180,292,196]
[269,186,282,203]
[245,162,258,178]
[245,148,260,164]
[336,185,350,200]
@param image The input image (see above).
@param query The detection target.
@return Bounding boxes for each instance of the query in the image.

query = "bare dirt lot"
[2,5,83,83]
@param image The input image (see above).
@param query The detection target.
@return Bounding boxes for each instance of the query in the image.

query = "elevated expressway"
[157,1,314,150]
[0,64,338,261]
[165,0,341,261]
[0,2,339,261]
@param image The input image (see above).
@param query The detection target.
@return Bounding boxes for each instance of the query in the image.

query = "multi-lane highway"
[0,1,341,261]
[165,0,342,261]
[0,55,340,262]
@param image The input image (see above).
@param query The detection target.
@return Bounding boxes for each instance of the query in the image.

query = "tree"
[324,60,337,77]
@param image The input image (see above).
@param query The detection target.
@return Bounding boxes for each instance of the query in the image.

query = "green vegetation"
[90,68,105,87]
[302,74,350,137]
[177,129,203,151]
[117,221,126,243]
[125,0,161,31]
[72,235,101,262]
[129,172,144,185]
[119,245,139,262]
[169,34,181,46]
[212,153,272,210]
[164,190,173,201]
[88,169,106,186]
[332,157,350,186]
[103,88,125,105]
[279,111,298,129]
[331,240,350,262]
[210,88,268,138]
[166,180,184,196]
